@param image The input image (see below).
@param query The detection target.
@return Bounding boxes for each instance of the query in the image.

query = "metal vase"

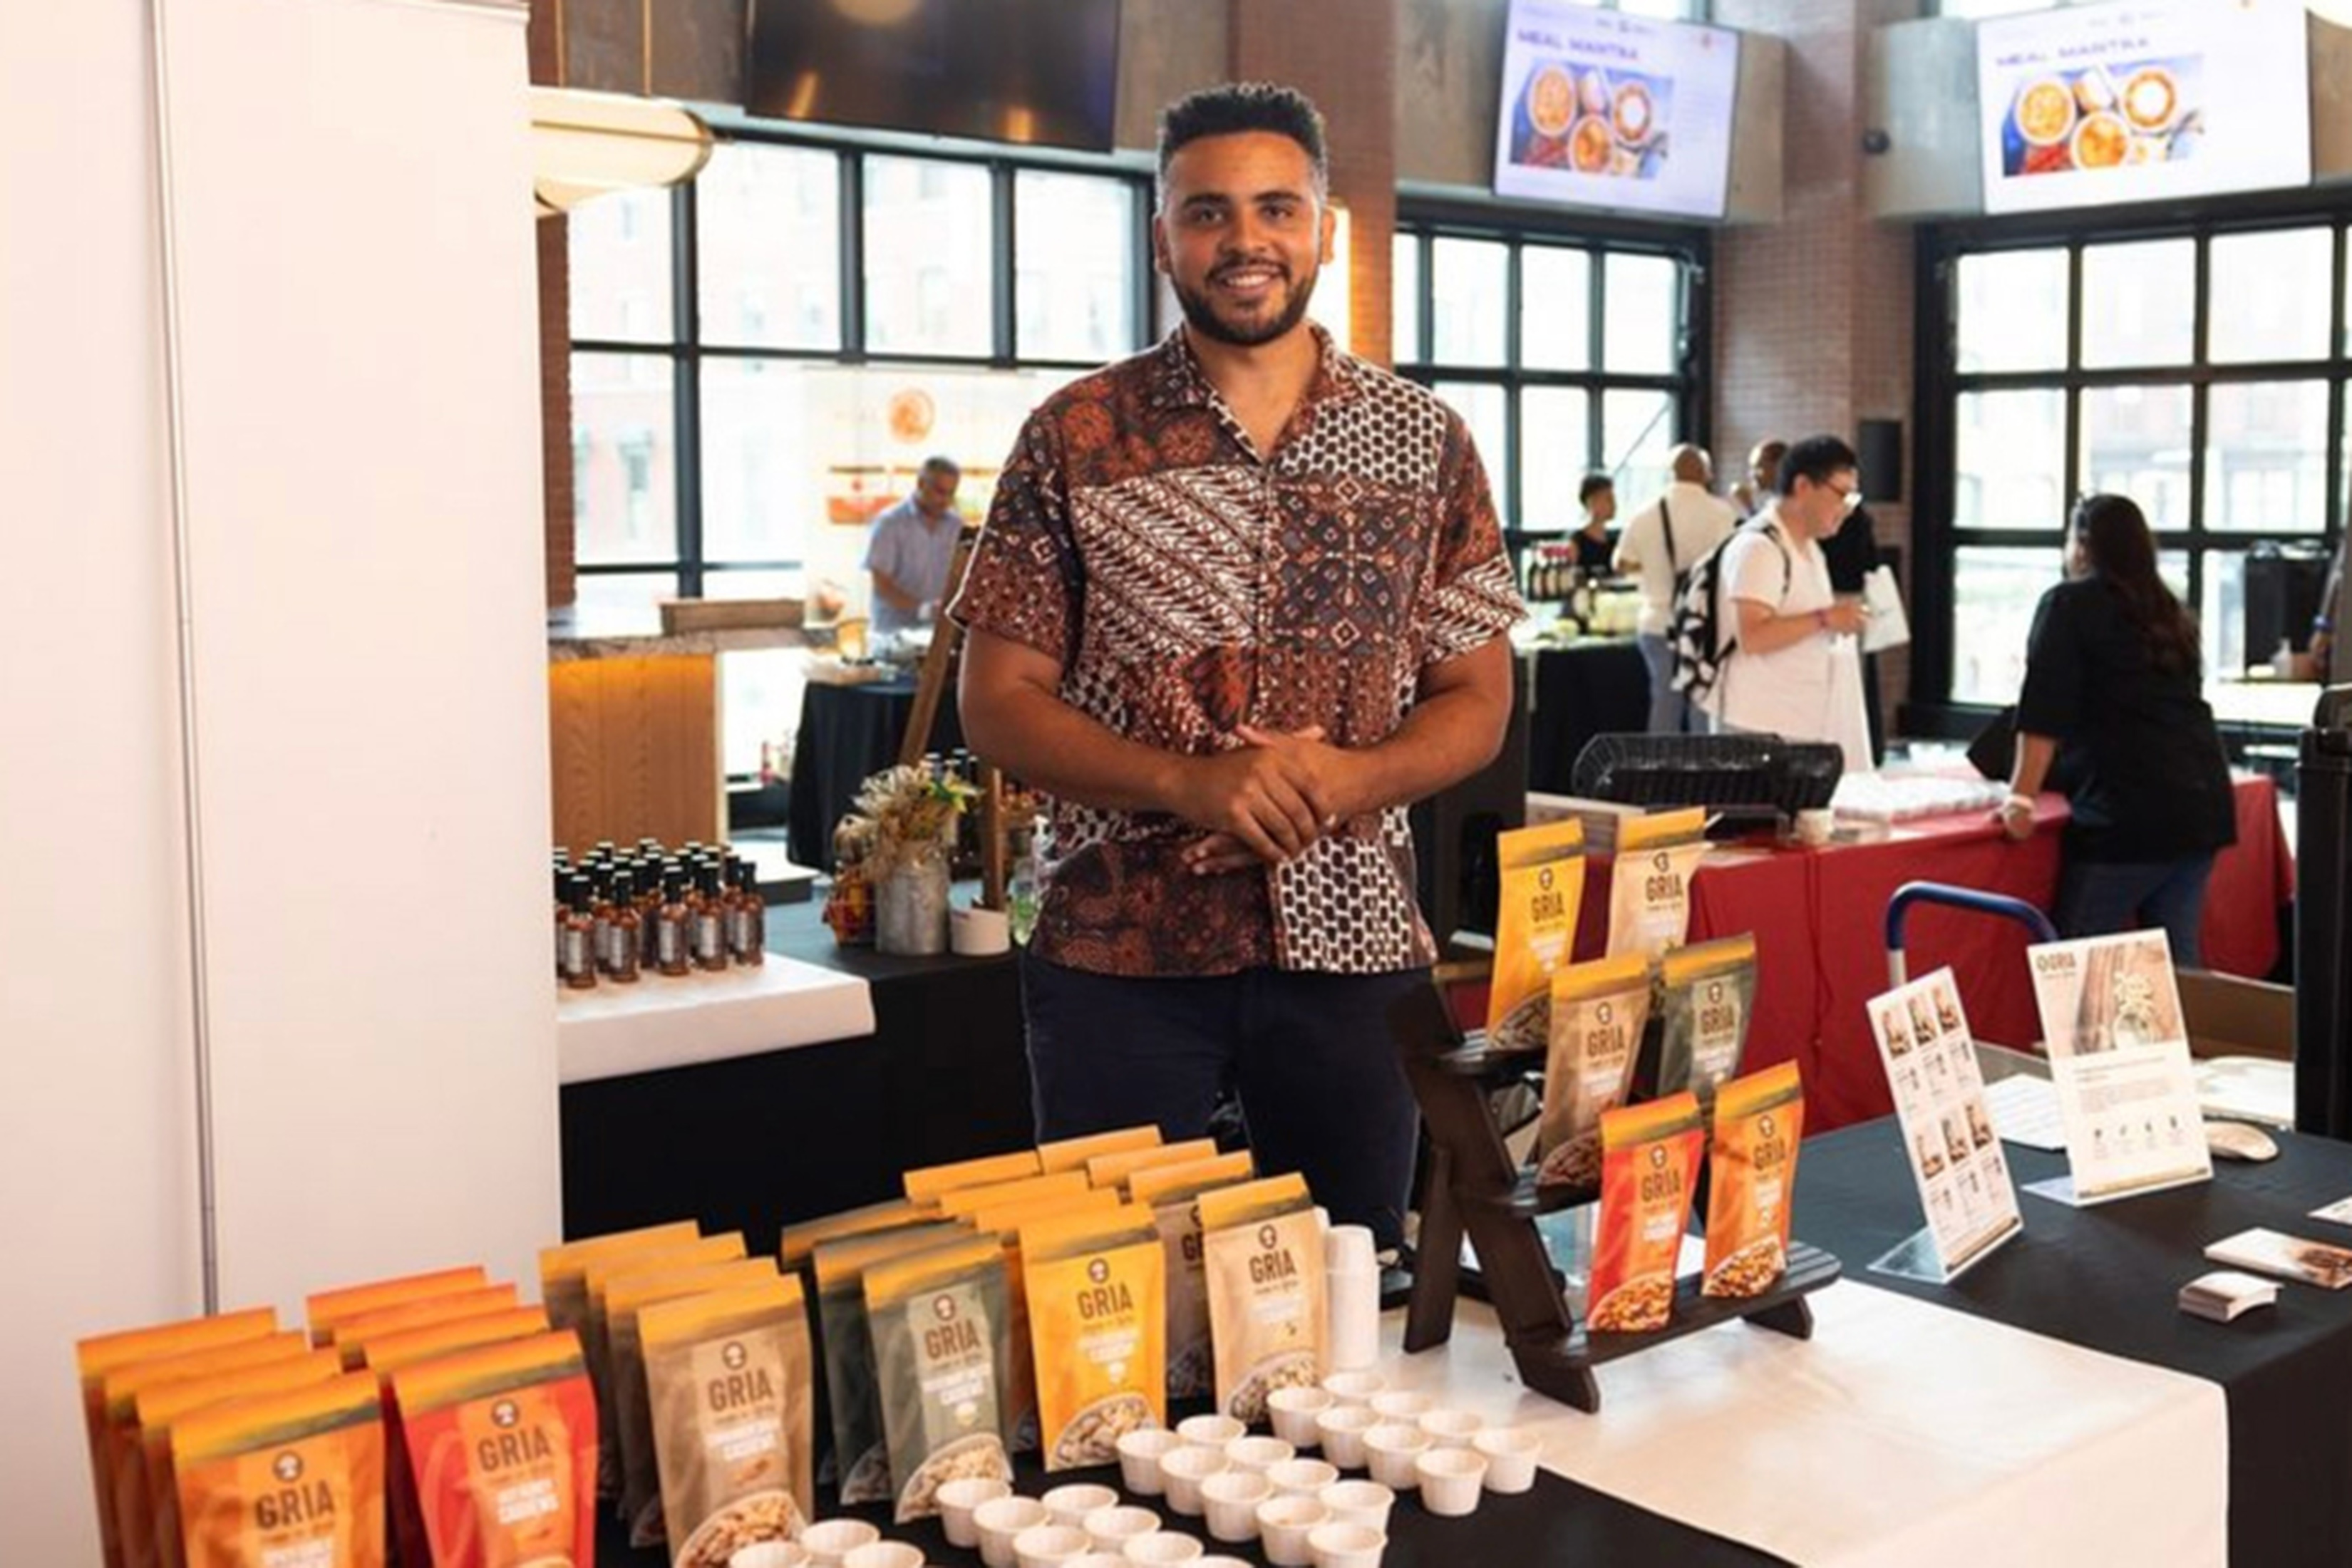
[875,845,951,956]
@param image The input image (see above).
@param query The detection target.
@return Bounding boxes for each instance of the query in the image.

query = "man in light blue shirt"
[865,455,964,637]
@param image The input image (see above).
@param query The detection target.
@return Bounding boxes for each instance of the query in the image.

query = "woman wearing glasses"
[1708,433,1874,774]
[1999,493,2237,962]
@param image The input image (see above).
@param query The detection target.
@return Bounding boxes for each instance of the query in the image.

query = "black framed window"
[1390,206,1711,533]
[1914,214,2350,713]
[566,129,1154,612]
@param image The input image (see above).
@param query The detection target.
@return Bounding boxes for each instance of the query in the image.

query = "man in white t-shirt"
[1614,443,1741,733]
[1710,434,1873,773]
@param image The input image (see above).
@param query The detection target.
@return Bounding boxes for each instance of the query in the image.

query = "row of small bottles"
[555,838,765,990]
[1523,544,1597,604]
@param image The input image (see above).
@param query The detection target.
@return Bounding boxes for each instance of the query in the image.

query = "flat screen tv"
[1492,0,1742,222]
[1976,0,2311,217]
[746,0,1122,153]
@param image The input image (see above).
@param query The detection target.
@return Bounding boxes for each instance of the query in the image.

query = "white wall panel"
[159,0,559,1311]
[0,7,200,1563]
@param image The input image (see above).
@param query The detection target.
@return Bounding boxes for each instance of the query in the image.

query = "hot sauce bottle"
[604,869,642,983]
[730,859,766,966]
[655,871,693,977]
[691,864,728,972]
[558,876,599,991]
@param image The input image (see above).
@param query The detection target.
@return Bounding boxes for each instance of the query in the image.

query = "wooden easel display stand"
[1393,970,1841,1414]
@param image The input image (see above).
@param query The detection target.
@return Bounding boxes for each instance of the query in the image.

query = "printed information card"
[1867,967,2023,1283]
[2026,930,2212,1205]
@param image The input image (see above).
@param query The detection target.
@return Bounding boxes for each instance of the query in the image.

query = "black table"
[1525,641,1649,794]
[594,1452,1785,1567]
[1797,1120,2352,1568]
[788,678,966,871]
[558,897,1028,1259]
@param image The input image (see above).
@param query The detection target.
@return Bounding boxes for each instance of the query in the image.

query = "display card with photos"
[1867,967,2024,1284]
[2025,929,2213,1207]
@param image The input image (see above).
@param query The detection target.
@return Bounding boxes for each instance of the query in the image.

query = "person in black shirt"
[1824,500,1884,765]
[1999,494,2237,963]
[1572,473,1616,572]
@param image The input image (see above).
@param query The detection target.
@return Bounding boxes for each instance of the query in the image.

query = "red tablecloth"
[1470,776,2293,1133]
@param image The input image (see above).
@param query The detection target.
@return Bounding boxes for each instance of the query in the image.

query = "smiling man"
[949,83,1523,1249]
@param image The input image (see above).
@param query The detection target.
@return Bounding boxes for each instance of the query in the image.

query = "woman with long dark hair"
[1997,493,2237,963]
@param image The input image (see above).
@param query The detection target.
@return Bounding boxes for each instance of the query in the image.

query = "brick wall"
[530,0,574,611]
[1229,0,1399,367]
[1712,0,1921,723]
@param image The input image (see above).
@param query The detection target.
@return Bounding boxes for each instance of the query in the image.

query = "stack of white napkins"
[2178,1269,2279,1322]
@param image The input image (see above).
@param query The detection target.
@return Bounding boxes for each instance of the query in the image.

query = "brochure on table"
[2025,929,2212,1206]
[1867,968,2024,1284]
[1492,0,1741,220]
[1975,0,2311,217]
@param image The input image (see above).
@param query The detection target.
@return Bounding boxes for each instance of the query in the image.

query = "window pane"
[704,568,803,599]
[1016,171,1138,361]
[1392,234,1422,363]
[720,648,802,778]
[572,353,676,565]
[1955,249,2067,373]
[2200,553,2248,679]
[1430,238,1509,366]
[1951,546,2060,705]
[2078,385,2192,532]
[696,143,840,351]
[1954,389,2065,530]
[1520,246,1591,372]
[2080,239,2194,369]
[572,572,679,618]
[864,157,994,357]
[1602,253,1678,375]
[568,188,674,344]
[701,359,812,564]
[2209,228,2333,365]
[1601,388,1676,512]
[1433,381,1510,518]
[2204,381,2329,533]
[1520,386,1591,532]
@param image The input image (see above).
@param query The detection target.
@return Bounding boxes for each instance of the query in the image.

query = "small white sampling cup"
[976,1495,1052,1568]
[1267,1385,1335,1448]
[1415,1447,1489,1517]
[1314,1405,1381,1472]
[1159,1444,1230,1517]
[1199,1470,1273,1544]
[1361,1423,1431,1491]
[1306,1520,1387,1568]
[939,1476,1014,1549]
[1472,1426,1542,1494]
[800,1520,881,1568]
[1117,1428,1185,1497]
[1256,1495,1330,1568]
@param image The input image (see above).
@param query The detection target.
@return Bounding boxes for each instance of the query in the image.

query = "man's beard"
[1171,259,1320,348]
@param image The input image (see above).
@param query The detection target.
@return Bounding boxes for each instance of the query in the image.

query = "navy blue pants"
[1018,954,1425,1251]
[2056,852,2217,966]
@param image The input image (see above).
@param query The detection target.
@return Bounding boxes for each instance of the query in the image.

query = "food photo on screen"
[1996,54,2203,180]
[1508,58,1676,181]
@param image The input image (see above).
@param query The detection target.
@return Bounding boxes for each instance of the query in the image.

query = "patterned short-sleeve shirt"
[950,327,1523,977]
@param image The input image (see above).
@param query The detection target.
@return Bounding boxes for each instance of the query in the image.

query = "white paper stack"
[2177,1270,2279,1323]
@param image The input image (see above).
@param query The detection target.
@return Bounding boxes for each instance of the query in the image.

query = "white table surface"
[1371,1269,2226,1568]
[554,958,875,1085]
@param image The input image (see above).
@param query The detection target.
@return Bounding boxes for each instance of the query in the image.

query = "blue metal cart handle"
[1884,881,2060,988]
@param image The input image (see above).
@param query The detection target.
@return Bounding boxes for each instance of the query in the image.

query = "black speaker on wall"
[1858,419,1904,505]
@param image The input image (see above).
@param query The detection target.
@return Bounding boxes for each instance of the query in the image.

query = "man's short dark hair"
[919,455,959,480]
[1578,473,1615,507]
[1157,83,1329,199]
[1778,435,1859,497]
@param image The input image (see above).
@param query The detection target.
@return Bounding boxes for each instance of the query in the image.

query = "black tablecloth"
[1527,641,1649,794]
[593,1455,1786,1568]
[558,899,1028,1259]
[787,678,966,871]
[1797,1120,2352,1568]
